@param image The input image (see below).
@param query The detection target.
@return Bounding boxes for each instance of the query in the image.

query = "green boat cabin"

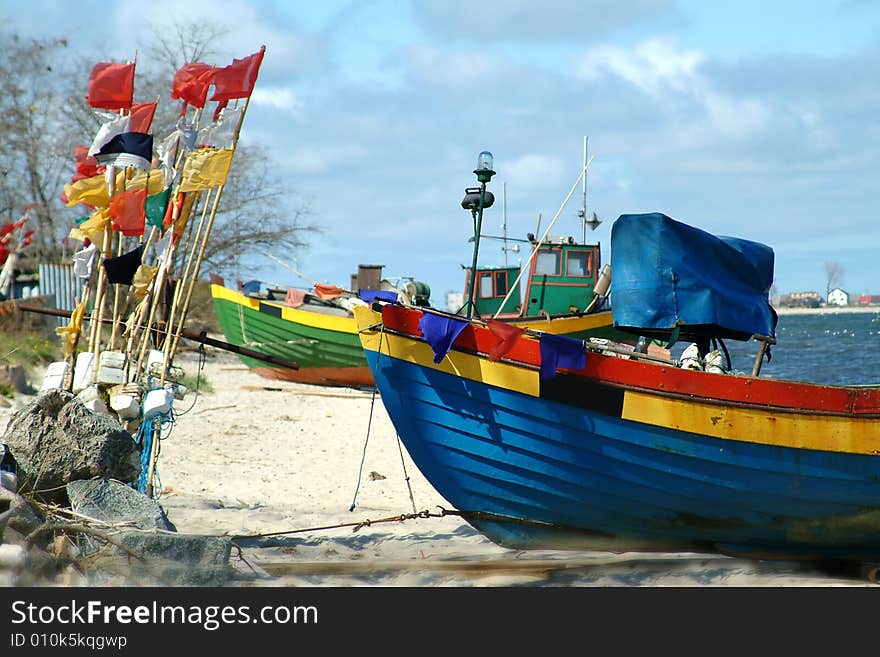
[464,236,601,318]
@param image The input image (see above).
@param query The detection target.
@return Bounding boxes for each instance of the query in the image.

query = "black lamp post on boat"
[461,151,496,319]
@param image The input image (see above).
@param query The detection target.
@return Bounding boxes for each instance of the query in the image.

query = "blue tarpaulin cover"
[609,213,777,342]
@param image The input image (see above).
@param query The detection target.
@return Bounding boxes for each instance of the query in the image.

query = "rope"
[395,433,417,514]
[132,408,175,497]
[227,506,560,541]
[348,323,387,512]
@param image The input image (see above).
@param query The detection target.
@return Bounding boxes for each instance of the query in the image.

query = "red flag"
[72,145,102,182]
[109,188,146,237]
[171,63,217,109]
[129,102,157,133]
[209,46,265,102]
[87,62,135,110]
[486,319,526,362]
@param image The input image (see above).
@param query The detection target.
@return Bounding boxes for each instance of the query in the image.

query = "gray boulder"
[2,390,140,503]
[86,532,234,586]
[0,486,42,537]
[67,479,176,531]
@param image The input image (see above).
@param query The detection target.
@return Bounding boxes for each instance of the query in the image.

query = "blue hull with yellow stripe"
[356,304,880,561]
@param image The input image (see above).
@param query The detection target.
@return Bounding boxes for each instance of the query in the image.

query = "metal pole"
[466,181,487,319]
[581,136,588,243]
[502,181,508,267]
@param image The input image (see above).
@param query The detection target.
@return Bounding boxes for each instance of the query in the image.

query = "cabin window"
[479,272,494,298]
[535,250,561,276]
[566,250,592,277]
[494,271,508,297]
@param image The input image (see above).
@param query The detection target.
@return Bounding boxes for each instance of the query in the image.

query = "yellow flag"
[131,264,158,299]
[71,209,111,245]
[64,174,109,209]
[179,148,234,192]
[55,298,87,357]
[122,168,166,196]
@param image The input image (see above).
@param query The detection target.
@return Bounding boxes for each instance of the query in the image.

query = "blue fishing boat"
[354,212,880,564]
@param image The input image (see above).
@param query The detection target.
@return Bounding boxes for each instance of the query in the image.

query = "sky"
[7,0,880,305]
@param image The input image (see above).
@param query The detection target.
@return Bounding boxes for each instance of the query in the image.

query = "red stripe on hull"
[379,304,880,415]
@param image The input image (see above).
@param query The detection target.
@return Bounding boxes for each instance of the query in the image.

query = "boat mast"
[502,181,508,267]
[579,135,588,243]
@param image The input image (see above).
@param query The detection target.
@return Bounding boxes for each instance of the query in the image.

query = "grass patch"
[178,370,214,395]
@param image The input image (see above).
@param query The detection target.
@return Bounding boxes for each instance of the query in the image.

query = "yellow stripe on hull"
[510,310,613,335]
[357,307,540,397]
[356,306,879,456]
[622,390,880,456]
[211,284,357,334]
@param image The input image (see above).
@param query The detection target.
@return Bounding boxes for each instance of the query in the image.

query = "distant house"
[858,294,880,306]
[827,288,849,306]
[778,291,821,308]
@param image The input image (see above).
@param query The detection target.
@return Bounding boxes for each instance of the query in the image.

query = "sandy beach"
[2,346,876,587]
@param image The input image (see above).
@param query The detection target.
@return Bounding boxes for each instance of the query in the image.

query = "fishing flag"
[210,46,265,102]
[64,174,110,209]
[122,168,166,196]
[73,145,102,182]
[70,209,111,245]
[418,313,468,364]
[538,333,586,380]
[129,102,158,133]
[103,244,144,285]
[55,299,87,356]
[178,148,233,192]
[94,132,153,171]
[486,320,526,362]
[197,106,243,150]
[109,188,147,237]
[72,243,99,279]
[86,62,135,111]
[131,264,158,299]
[145,187,172,230]
[171,62,217,109]
[88,114,131,157]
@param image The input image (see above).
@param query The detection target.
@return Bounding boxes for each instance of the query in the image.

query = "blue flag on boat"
[418,313,468,364]
[539,333,586,380]
[94,132,154,171]
[359,289,398,304]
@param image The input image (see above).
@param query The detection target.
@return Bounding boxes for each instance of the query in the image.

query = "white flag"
[73,243,99,279]
[197,106,243,150]
[88,114,131,157]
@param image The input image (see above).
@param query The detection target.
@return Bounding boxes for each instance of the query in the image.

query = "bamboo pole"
[161,188,212,354]
[162,186,224,380]
[161,97,254,379]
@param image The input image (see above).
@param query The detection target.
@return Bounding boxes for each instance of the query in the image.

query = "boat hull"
[357,305,880,560]
[211,284,373,387]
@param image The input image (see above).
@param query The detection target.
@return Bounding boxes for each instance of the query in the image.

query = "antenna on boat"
[502,181,508,267]
[577,136,602,240]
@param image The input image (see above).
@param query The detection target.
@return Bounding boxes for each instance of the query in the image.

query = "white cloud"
[251,86,302,112]
[579,38,703,96]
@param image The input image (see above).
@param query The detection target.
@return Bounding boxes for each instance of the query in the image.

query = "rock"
[67,479,176,531]
[2,390,140,503]
[86,532,234,586]
[0,487,42,536]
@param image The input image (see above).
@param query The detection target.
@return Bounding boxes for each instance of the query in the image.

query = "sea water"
[679,310,880,386]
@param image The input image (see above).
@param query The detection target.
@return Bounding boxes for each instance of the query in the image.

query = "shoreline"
[773,305,879,316]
